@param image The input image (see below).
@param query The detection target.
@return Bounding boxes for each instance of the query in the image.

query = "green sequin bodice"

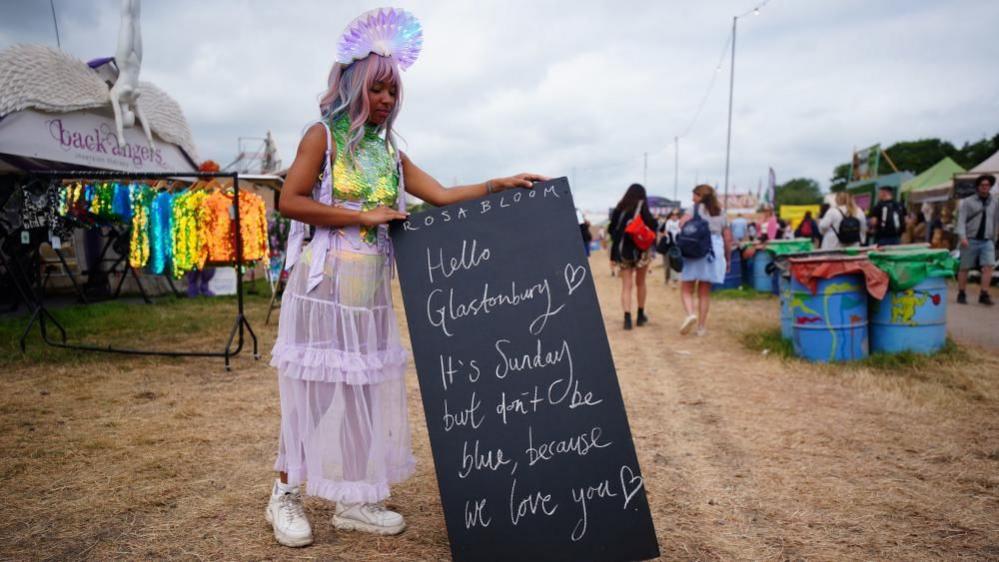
[329,116,399,244]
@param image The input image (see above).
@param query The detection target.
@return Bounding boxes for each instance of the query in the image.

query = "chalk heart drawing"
[564,263,586,295]
[620,465,644,509]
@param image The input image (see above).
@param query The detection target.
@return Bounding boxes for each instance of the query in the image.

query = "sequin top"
[329,115,400,245]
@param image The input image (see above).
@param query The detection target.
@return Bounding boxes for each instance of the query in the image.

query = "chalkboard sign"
[390,178,660,562]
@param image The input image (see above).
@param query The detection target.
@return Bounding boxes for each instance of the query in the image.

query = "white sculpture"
[0,0,198,159]
[109,0,153,148]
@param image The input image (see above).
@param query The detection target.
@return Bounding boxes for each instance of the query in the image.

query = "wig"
[318,54,402,161]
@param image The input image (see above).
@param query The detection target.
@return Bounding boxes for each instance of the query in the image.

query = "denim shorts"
[960,239,997,269]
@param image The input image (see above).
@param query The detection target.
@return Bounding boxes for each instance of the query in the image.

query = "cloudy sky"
[2,0,998,212]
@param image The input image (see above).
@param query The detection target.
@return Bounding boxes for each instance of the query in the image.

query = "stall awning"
[900,157,965,198]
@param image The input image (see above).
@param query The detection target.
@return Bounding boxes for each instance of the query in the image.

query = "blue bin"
[742,253,754,287]
[869,276,947,354]
[712,248,743,290]
[779,273,793,340]
[791,273,869,362]
[753,251,774,292]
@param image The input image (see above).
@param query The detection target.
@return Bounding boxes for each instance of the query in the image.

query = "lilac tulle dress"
[270,116,415,503]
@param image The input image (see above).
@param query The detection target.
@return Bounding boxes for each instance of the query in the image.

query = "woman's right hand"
[360,206,409,226]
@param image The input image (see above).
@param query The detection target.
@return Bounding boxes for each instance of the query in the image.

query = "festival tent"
[952,149,999,198]
[907,150,999,203]
[902,157,965,204]
[970,149,999,172]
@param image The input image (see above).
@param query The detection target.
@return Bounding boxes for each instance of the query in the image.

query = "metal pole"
[50,0,61,49]
[674,136,679,201]
[723,15,737,216]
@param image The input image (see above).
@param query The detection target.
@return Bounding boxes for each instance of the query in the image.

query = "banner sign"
[721,192,759,213]
[850,144,881,182]
[390,178,659,562]
[0,109,196,172]
[778,204,821,229]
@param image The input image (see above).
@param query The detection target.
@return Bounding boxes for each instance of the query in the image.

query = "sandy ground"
[1,252,998,560]
[946,284,999,352]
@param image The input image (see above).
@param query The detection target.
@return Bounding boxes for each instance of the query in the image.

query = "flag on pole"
[766,167,777,206]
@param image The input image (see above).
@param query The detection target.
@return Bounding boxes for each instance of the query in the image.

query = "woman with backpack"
[819,191,867,250]
[609,183,658,329]
[677,184,730,336]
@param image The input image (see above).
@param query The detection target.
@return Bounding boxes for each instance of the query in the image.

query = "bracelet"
[485,180,496,194]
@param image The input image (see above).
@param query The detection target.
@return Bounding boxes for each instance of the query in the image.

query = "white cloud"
[2,0,998,211]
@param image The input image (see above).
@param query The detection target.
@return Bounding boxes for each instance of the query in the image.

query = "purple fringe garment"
[270,120,413,504]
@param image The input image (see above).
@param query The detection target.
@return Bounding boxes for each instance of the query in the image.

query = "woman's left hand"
[490,173,550,192]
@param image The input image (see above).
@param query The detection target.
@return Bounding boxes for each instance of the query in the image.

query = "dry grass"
[0,258,997,560]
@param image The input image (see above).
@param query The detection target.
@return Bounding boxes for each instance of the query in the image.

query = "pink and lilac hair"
[318,54,403,160]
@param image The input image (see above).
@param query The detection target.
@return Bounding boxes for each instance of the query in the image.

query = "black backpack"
[677,207,714,260]
[834,209,862,245]
[880,202,904,236]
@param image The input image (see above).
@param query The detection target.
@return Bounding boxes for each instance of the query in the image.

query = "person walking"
[955,174,997,305]
[678,184,730,336]
[609,183,657,329]
[730,213,749,242]
[819,191,867,250]
[268,8,546,547]
[758,205,779,242]
[869,186,906,246]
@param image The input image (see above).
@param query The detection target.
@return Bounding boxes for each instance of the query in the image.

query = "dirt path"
[1,253,997,560]
[946,284,999,353]
[610,259,999,560]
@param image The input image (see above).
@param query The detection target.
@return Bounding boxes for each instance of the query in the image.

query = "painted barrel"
[752,250,774,292]
[869,276,947,354]
[712,248,743,290]
[779,273,793,340]
[791,273,869,362]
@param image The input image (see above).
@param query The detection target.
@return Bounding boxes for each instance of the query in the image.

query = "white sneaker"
[680,314,698,335]
[333,502,406,535]
[696,326,708,337]
[265,480,313,547]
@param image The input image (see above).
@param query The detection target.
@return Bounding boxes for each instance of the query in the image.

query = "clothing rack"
[17,170,258,371]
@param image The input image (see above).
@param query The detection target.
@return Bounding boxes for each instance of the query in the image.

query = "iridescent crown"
[336,8,423,70]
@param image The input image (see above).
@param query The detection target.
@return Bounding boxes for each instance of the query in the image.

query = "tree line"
[773,133,999,207]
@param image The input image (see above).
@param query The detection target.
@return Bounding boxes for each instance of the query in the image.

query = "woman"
[758,205,779,242]
[267,8,545,547]
[794,210,820,245]
[679,184,730,336]
[608,183,657,329]
[818,191,867,250]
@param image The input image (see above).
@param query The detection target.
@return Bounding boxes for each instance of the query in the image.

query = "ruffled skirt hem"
[275,459,417,503]
[270,342,408,385]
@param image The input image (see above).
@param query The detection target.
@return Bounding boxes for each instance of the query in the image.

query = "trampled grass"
[740,325,994,404]
[711,287,775,301]
[742,327,971,372]
[0,279,272,367]
[740,326,794,358]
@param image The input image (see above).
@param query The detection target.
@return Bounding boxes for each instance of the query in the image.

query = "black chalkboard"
[390,178,659,562]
